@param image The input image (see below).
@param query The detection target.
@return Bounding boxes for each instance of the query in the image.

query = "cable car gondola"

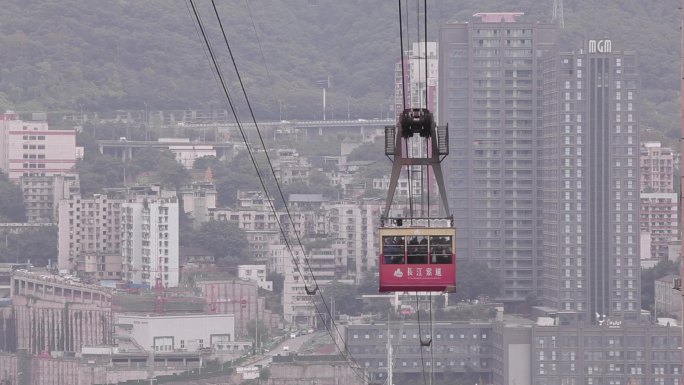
[379,217,455,292]
[378,107,455,293]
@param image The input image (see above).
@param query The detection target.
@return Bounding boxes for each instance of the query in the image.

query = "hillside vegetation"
[0,0,680,138]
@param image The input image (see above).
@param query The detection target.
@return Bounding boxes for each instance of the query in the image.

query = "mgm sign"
[588,39,612,54]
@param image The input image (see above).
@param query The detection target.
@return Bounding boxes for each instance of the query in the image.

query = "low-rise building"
[21,173,79,223]
[640,141,675,193]
[655,274,681,319]
[115,313,235,352]
[11,269,114,354]
[180,181,216,229]
[238,264,272,291]
[0,111,81,182]
[347,320,493,384]
[273,149,311,185]
[640,192,678,260]
[268,354,368,385]
[196,279,265,338]
[492,317,683,385]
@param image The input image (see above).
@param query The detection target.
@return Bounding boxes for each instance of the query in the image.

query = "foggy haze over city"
[0,1,682,384]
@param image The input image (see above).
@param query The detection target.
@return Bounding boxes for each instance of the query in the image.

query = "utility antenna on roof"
[552,0,565,29]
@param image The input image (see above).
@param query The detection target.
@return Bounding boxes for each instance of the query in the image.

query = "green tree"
[214,173,261,207]
[357,271,379,295]
[155,155,190,189]
[192,155,220,170]
[268,272,284,295]
[0,172,26,222]
[641,259,679,311]
[451,259,503,302]
[0,227,57,266]
[259,367,271,381]
[184,220,249,262]
[319,281,363,317]
[246,319,269,352]
[73,155,125,196]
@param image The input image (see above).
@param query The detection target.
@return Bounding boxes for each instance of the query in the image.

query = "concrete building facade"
[640,192,678,261]
[394,41,439,118]
[655,275,681,319]
[493,319,682,385]
[21,173,80,223]
[196,279,263,338]
[115,313,235,352]
[121,194,179,288]
[11,270,114,355]
[438,13,558,302]
[0,111,80,182]
[269,355,368,385]
[238,264,272,291]
[640,141,675,193]
[540,40,641,323]
[57,194,123,280]
[323,200,382,280]
[179,181,216,229]
[347,321,493,384]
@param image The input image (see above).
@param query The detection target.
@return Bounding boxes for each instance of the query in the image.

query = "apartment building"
[210,191,281,263]
[273,149,311,185]
[21,173,80,223]
[0,111,80,182]
[394,41,439,118]
[438,13,558,302]
[640,141,675,193]
[121,192,179,288]
[347,321,493,384]
[238,264,273,291]
[540,39,641,323]
[640,193,678,260]
[57,193,123,281]
[323,200,382,280]
[179,181,216,229]
[493,318,682,385]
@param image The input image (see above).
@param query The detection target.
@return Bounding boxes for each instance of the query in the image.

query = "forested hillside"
[1,0,681,138]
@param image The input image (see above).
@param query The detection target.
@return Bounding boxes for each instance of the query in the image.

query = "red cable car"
[379,219,456,292]
[379,108,455,292]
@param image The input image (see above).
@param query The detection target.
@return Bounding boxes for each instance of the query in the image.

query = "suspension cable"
[189,1,368,381]
[416,293,429,385]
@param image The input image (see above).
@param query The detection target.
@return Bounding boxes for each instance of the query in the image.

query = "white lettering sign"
[606,319,622,328]
[596,313,622,328]
[588,39,612,54]
[389,266,444,280]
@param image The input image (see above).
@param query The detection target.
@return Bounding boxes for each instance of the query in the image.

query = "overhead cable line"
[187,1,368,381]
[243,0,280,107]
[205,3,362,368]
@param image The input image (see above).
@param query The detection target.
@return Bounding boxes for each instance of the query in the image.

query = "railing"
[380,216,453,228]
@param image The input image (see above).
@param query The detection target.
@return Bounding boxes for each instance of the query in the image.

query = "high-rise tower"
[438,13,558,302]
[540,40,641,323]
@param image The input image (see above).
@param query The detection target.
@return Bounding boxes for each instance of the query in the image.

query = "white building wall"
[640,192,679,260]
[0,114,78,182]
[116,314,235,352]
[122,196,179,287]
[238,264,272,291]
[169,145,216,168]
[57,194,123,273]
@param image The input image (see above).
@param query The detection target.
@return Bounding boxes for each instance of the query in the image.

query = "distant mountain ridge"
[0,0,679,138]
